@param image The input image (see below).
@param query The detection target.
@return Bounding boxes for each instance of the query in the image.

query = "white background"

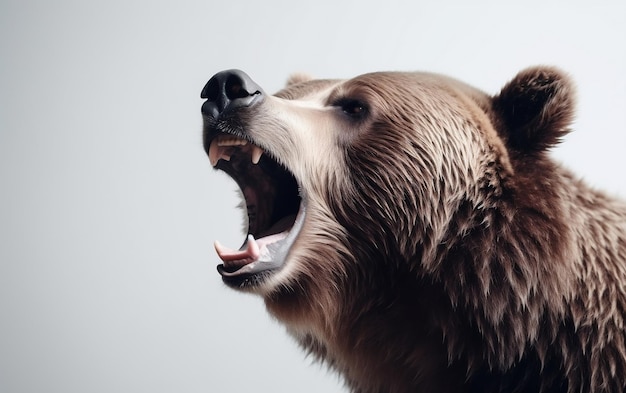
[1,1,625,392]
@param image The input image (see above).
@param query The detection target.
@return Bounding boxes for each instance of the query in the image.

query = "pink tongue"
[214,235,260,269]
[214,231,290,272]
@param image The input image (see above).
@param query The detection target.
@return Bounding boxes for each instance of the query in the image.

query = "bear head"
[201,66,587,391]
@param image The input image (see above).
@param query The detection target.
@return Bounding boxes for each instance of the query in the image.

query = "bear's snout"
[201,69,264,118]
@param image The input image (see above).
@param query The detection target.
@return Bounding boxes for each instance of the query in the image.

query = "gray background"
[1,1,625,392]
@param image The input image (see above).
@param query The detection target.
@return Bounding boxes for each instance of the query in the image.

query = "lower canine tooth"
[251,146,263,164]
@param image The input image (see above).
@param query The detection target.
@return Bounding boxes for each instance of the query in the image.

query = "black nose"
[201,69,264,118]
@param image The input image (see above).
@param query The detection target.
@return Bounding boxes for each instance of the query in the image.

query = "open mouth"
[208,133,305,287]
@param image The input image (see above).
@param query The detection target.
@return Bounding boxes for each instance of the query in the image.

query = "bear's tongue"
[214,215,295,273]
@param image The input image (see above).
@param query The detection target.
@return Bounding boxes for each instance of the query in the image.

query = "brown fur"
[205,67,626,392]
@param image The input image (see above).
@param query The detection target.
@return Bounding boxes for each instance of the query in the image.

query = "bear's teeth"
[208,140,232,166]
[217,136,248,147]
[251,146,263,165]
[209,135,263,166]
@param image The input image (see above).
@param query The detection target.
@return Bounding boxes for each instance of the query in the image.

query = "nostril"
[225,74,251,100]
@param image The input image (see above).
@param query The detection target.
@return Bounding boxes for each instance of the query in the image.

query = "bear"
[200,67,626,393]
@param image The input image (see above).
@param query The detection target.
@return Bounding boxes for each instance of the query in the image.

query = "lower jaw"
[220,269,274,289]
[217,204,307,289]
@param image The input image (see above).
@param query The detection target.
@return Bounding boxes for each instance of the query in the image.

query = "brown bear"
[200,67,626,393]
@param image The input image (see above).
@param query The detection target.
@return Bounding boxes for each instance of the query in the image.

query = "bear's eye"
[335,98,368,119]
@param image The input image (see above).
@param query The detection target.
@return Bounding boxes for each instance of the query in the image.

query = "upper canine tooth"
[251,146,263,164]
[209,140,232,167]
[209,140,220,167]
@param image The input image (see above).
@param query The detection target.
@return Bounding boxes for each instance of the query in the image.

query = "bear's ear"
[493,66,576,153]
[285,73,313,86]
